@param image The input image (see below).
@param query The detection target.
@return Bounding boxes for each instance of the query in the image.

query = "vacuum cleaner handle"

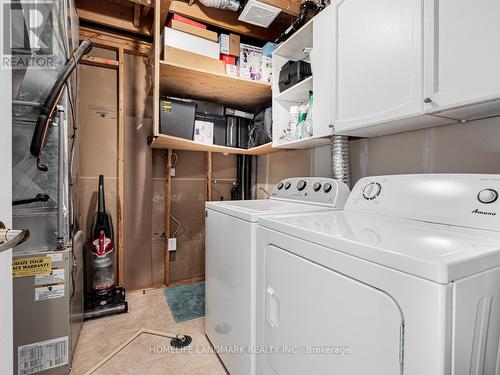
[98,175,105,214]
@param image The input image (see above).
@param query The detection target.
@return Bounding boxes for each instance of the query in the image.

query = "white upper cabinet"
[423,0,500,121]
[333,0,424,134]
[272,0,500,140]
[424,0,500,111]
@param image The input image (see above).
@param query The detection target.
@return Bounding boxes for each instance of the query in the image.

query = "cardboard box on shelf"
[229,33,240,57]
[169,19,218,42]
[262,42,277,57]
[225,64,238,77]
[220,54,236,65]
[240,43,262,81]
[239,66,251,79]
[162,46,225,74]
[261,56,272,83]
[163,27,219,59]
[169,14,207,29]
[219,33,240,57]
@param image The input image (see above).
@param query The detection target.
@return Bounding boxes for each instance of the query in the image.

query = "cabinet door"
[424,0,500,110]
[259,245,403,375]
[334,0,424,133]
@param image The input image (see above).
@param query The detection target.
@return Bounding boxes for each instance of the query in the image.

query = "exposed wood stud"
[77,0,153,36]
[133,3,141,27]
[81,55,119,69]
[153,0,161,135]
[142,5,151,16]
[259,0,300,16]
[206,152,213,201]
[164,149,173,286]
[127,0,152,5]
[168,276,205,287]
[80,27,151,56]
[117,48,125,286]
[159,0,172,31]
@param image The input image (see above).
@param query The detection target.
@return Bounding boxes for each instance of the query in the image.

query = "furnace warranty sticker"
[12,256,52,278]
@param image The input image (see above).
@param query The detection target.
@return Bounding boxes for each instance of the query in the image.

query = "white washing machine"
[256,174,500,375]
[205,177,350,375]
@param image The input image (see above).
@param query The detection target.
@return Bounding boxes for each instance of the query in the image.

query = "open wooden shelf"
[159,60,272,111]
[151,134,276,155]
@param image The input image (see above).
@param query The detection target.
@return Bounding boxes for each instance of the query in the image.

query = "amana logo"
[472,208,497,216]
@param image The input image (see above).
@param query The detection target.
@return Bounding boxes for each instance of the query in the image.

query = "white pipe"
[198,0,240,11]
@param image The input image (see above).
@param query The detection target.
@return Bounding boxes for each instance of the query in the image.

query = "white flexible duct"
[198,0,240,11]
[331,136,352,188]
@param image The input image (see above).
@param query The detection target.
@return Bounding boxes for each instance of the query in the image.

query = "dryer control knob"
[297,180,307,191]
[313,182,322,192]
[277,182,284,190]
[478,189,498,204]
[284,181,291,190]
[363,182,382,200]
[323,183,332,193]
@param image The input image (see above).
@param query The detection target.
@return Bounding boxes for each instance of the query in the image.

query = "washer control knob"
[313,182,322,192]
[478,189,498,204]
[323,183,332,193]
[363,182,382,200]
[297,180,307,191]
[277,182,284,190]
[284,181,291,190]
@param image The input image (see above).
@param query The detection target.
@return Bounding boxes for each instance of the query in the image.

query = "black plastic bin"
[159,98,196,139]
[278,60,312,92]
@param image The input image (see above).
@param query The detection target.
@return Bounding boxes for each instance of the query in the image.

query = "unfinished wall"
[152,150,237,284]
[79,48,119,292]
[80,45,239,289]
[79,47,157,291]
[347,117,500,183]
[256,148,314,198]
[124,52,154,289]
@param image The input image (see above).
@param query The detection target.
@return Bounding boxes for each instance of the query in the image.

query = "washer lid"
[206,199,333,222]
[258,210,500,283]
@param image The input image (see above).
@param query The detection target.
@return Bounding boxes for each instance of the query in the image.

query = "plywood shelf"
[159,60,272,111]
[151,134,276,155]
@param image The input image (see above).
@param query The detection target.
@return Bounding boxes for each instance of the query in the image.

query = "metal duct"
[331,136,351,188]
[198,0,240,11]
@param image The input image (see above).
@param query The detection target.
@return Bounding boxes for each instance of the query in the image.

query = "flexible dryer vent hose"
[331,135,352,188]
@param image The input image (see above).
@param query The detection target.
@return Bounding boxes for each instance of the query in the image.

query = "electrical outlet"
[168,238,177,251]
[170,168,176,177]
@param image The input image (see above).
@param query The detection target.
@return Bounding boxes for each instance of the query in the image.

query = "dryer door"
[261,245,404,375]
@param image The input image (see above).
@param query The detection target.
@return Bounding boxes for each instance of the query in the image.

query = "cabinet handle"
[266,286,280,328]
[424,97,433,104]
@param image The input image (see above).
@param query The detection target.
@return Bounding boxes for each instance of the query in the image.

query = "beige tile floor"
[71,290,228,375]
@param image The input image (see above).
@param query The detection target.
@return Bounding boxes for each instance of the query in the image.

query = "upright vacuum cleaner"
[84,175,128,320]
